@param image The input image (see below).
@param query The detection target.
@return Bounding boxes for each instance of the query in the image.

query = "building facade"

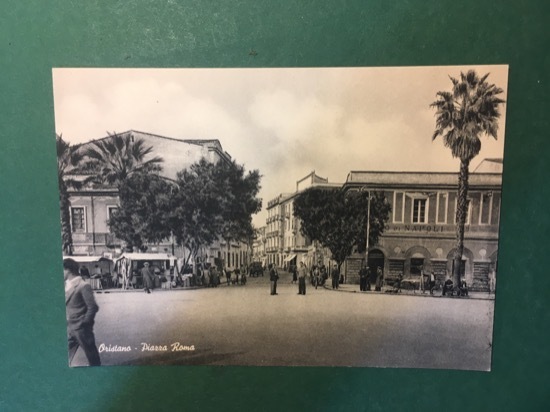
[251,226,267,265]
[266,171,340,268]
[342,159,502,292]
[65,130,249,267]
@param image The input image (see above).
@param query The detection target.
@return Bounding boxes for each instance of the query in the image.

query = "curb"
[322,284,495,301]
[94,286,201,294]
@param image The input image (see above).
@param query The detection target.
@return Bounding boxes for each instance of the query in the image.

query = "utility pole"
[360,188,372,270]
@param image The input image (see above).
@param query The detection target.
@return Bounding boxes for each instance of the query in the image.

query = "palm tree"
[431,70,505,286]
[83,132,163,252]
[84,132,163,187]
[57,134,88,255]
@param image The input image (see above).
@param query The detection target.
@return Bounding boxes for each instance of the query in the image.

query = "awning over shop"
[284,254,297,262]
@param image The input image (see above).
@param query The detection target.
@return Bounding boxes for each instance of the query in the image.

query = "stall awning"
[284,254,297,262]
[63,256,112,263]
[117,253,175,261]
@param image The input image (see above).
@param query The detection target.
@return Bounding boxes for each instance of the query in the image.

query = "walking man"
[359,263,368,292]
[64,258,101,367]
[375,266,384,291]
[331,264,340,289]
[298,262,308,295]
[141,262,154,293]
[429,271,436,295]
[269,264,279,295]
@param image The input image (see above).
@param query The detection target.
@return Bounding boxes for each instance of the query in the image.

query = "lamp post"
[360,187,372,271]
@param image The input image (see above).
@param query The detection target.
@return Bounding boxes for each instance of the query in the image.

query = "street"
[74,271,494,370]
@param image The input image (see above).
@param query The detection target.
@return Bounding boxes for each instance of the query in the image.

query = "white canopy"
[284,254,297,262]
[63,256,112,263]
[116,253,175,262]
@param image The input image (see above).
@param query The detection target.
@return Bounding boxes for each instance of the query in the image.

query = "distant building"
[266,171,340,268]
[251,226,267,265]
[342,158,502,292]
[65,130,248,267]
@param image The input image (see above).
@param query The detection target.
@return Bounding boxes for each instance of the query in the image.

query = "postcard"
[53,65,507,370]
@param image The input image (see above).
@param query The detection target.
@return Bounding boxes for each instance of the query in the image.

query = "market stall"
[114,253,179,290]
[63,255,113,290]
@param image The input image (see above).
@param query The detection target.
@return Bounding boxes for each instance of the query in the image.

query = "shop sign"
[387,224,459,233]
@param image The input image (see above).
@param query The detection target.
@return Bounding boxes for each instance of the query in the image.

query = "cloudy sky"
[52,65,508,226]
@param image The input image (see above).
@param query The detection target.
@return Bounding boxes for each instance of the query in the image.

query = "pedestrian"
[234,267,240,285]
[320,265,327,285]
[395,272,403,293]
[269,264,279,295]
[225,267,231,285]
[442,277,454,296]
[313,265,320,289]
[203,265,211,287]
[291,265,297,284]
[375,267,383,291]
[141,262,154,293]
[429,271,436,295]
[331,265,340,289]
[153,267,162,289]
[64,258,101,366]
[298,262,308,295]
[459,278,469,296]
[366,267,373,291]
[359,263,368,292]
[489,267,496,294]
[111,271,119,288]
[79,266,90,280]
[211,266,219,287]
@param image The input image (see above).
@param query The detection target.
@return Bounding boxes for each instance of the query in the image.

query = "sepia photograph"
[53,65,508,370]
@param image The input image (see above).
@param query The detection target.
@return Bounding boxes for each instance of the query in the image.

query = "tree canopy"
[57,134,91,255]
[170,158,262,263]
[108,172,174,251]
[84,132,163,187]
[293,188,391,268]
[430,70,505,162]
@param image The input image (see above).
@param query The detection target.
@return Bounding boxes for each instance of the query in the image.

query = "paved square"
[75,272,494,370]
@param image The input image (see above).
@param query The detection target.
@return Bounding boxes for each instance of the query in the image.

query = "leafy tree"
[108,173,174,251]
[170,158,262,268]
[217,160,262,250]
[83,132,163,187]
[431,70,505,285]
[293,188,391,269]
[56,134,91,255]
[171,159,225,266]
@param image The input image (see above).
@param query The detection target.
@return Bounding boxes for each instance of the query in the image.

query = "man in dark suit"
[269,264,278,295]
[141,262,154,293]
[331,265,340,289]
[64,258,101,366]
[298,262,307,295]
[359,263,368,291]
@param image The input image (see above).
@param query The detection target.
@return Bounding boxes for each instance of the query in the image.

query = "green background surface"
[1,1,548,411]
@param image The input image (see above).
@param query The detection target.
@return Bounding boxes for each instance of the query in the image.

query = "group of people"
[289,263,332,289]
[358,265,385,292]
[270,262,342,296]
[270,262,310,295]
[223,267,247,286]
[356,263,470,296]
[138,263,253,292]
[442,277,469,296]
